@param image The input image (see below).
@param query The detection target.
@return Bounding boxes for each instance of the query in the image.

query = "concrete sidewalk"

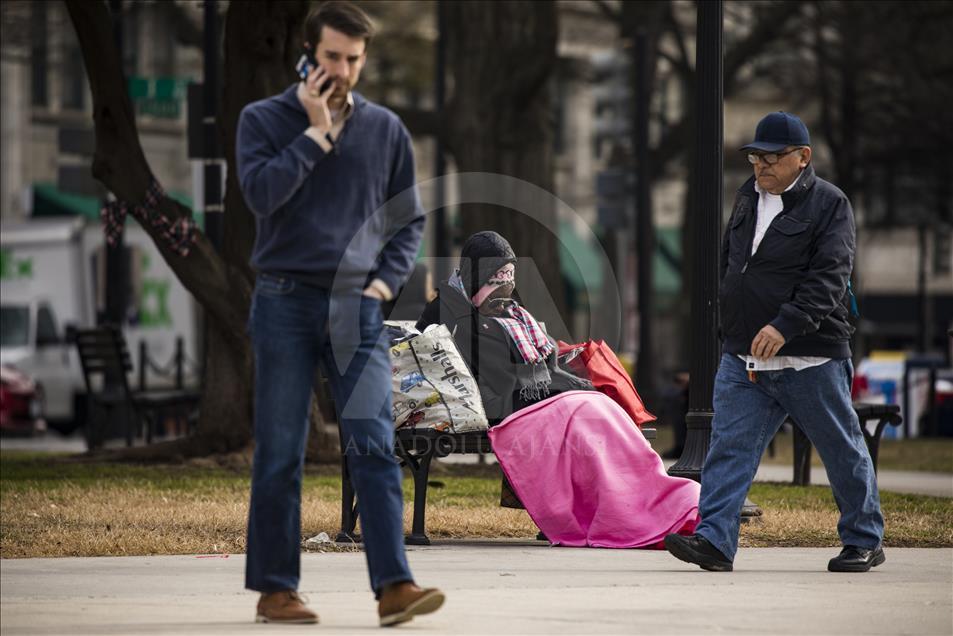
[750,463,953,498]
[2,545,950,635]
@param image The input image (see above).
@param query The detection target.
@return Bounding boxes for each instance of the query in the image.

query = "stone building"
[2,0,948,373]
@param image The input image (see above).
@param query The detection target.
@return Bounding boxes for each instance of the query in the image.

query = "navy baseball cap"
[739,111,811,153]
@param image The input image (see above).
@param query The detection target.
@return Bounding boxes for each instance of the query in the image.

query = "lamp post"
[668,0,761,520]
[668,0,723,482]
[432,2,449,284]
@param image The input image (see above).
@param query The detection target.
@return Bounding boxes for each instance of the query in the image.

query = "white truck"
[0,217,200,433]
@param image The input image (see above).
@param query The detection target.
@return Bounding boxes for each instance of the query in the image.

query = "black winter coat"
[416,282,592,424]
[720,164,856,358]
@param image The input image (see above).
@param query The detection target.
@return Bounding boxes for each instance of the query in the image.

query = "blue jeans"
[245,273,413,596]
[696,353,883,561]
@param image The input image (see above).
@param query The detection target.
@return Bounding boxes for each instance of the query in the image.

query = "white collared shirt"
[751,171,799,255]
[739,169,830,372]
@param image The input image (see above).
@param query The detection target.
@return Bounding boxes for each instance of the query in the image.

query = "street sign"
[127,76,190,119]
[58,127,96,155]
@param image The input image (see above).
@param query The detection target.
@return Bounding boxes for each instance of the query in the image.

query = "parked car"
[0,365,46,436]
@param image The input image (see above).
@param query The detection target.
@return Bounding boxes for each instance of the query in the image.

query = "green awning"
[31,182,200,228]
[559,222,682,298]
[32,182,101,219]
[559,220,604,293]
[654,227,681,295]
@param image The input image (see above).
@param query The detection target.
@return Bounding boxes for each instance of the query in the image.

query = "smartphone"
[295,48,333,94]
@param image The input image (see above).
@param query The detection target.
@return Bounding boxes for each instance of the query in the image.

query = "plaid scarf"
[449,269,554,401]
[101,178,197,257]
[492,306,554,364]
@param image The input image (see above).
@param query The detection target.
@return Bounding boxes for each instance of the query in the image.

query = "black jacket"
[720,164,855,358]
[416,282,592,424]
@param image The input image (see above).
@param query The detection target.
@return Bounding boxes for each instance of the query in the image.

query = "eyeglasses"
[485,297,516,311]
[747,148,800,165]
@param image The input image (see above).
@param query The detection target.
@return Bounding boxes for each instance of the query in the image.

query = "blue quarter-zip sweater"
[236,84,424,295]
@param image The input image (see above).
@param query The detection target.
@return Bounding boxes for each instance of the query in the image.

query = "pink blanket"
[488,390,700,549]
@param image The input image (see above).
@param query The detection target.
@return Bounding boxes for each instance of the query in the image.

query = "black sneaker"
[827,546,885,572]
[664,534,733,572]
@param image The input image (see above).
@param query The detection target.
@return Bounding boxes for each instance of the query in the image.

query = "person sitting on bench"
[416,231,701,548]
[416,231,594,423]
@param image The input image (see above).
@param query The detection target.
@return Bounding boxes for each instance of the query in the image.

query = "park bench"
[335,401,899,543]
[333,320,660,545]
[789,402,903,485]
[74,326,200,449]
[336,422,656,546]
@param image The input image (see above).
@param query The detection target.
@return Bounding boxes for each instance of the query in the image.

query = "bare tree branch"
[167,1,204,49]
[650,1,805,177]
[813,2,840,167]
[64,0,249,343]
[664,3,693,78]
[592,0,622,24]
[724,1,806,95]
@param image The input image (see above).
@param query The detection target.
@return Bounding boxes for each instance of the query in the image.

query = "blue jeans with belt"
[696,353,884,561]
[245,273,413,596]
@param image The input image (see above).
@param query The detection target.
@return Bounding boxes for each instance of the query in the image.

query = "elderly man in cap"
[664,112,885,573]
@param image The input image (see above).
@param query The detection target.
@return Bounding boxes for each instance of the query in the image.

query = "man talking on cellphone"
[236,1,443,627]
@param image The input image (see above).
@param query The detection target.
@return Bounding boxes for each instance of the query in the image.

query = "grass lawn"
[1,450,950,558]
[652,426,953,473]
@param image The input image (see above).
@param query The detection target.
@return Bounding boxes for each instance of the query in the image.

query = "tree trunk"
[444,1,568,335]
[66,0,339,462]
[219,2,339,463]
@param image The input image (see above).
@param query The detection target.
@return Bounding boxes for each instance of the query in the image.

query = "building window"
[61,29,88,111]
[152,3,175,77]
[121,2,140,78]
[935,227,952,276]
[31,2,48,107]
[36,304,60,346]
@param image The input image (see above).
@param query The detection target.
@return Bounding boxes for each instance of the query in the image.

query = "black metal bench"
[337,400,898,542]
[74,326,201,449]
[790,402,903,485]
[337,424,656,546]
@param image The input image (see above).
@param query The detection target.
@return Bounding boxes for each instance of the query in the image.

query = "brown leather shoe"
[378,582,445,627]
[255,590,319,624]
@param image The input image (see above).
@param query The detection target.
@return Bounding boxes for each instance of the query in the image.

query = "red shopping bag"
[557,339,656,427]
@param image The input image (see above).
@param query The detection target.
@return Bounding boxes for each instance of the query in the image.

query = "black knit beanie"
[458,231,516,298]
